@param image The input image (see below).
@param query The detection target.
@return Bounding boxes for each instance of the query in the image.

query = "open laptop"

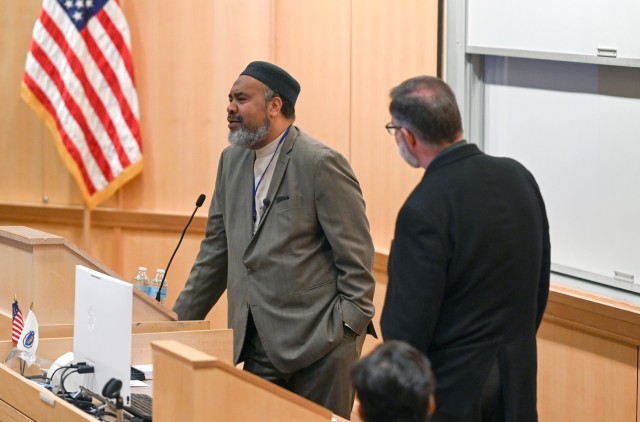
[73,265,132,406]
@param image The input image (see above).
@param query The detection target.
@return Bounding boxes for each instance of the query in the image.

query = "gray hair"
[389,76,463,146]
[264,86,296,119]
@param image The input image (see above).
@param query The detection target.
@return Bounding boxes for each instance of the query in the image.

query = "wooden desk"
[0,329,232,421]
[0,331,348,421]
[0,364,91,422]
[151,340,340,422]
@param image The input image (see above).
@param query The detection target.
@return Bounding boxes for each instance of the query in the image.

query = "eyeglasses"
[385,123,403,135]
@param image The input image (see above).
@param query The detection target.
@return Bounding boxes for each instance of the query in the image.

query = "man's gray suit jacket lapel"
[245,127,295,252]
[237,147,255,249]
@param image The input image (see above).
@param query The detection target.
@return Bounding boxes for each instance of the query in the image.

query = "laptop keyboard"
[125,393,153,421]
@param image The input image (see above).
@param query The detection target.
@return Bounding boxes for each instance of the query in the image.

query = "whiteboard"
[467,0,640,62]
[483,56,640,291]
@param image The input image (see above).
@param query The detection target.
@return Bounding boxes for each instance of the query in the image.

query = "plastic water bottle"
[149,269,167,303]
[132,266,150,295]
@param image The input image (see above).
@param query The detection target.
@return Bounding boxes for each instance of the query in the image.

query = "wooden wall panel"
[538,320,637,421]
[87,225,123,273]
[118,229,202,301]
[274,0,351,157]
[0,1,45,203]
[351,0,439,252]
[41,155,87,205]
[120,0,273,212]
[1,0,439,253]
[125,226,231,328]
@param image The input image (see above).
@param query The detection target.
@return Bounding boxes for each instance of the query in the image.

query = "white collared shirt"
[253,129,286,233]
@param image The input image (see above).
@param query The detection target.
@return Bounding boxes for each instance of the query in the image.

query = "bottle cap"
[138,266,147,271]
[157,269,165,274]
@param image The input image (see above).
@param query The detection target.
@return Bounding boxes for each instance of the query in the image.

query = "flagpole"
[83,206,91,251]
[115,190,124,272]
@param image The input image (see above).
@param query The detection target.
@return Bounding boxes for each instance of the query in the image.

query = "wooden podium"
[151,340,337,422]
[0,226,343,421]
[0,226,175,333]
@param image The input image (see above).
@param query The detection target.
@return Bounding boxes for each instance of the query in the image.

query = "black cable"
[48,364,125,420]
[60,367,76,397]
[59,363,94,394]
[48,364,72,386]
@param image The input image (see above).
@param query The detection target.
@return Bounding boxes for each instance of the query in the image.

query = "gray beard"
[398,138,420,168]
[228,119,271,149]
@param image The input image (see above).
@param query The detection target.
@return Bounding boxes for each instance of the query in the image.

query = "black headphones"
[102,378,123,399]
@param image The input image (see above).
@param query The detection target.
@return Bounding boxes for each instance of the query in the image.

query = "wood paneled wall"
[0,0,439,320]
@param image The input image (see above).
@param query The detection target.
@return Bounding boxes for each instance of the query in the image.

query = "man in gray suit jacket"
[173,61,376,418]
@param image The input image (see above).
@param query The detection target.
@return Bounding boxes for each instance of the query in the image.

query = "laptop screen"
[73,265,132,405]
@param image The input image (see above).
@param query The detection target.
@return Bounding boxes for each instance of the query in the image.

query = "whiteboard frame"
[466,46,640,69]
[445,0,640,294]
[465,0,640,65]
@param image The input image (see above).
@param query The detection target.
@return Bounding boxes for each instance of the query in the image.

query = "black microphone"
[156,194,206,302]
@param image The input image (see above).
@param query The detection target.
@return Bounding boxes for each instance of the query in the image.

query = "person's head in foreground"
[351,340,436,422]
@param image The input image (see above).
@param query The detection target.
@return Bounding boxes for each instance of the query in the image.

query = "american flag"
[21,0,143,209]
[11,300,24,346]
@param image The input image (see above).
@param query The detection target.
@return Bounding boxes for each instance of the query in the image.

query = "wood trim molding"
[373,247,640,345]
[0,202,207,233]
[0,203,393,271]
[10,203,640,346]
[544,284,640,344]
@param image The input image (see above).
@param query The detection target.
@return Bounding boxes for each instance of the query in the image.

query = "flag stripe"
[24,71,99,193]
[99,2,135,86]
[26,41,110,192]
[22,0,143,209]
[38,10,121,178]
[91,10,142,156]
[83,16,142,166]
[100,1,141,121]
[11,320,23,339]
[11,302,24,346]
[80,26,135,166]
[30,37,115,183]
[79,30,132,168]
[34,7,119,185]
[41,2,140,171]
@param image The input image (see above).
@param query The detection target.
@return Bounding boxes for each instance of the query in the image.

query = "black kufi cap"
[241,61,301,106]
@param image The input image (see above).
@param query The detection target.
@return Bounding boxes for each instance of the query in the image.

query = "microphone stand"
[156,195,205,302]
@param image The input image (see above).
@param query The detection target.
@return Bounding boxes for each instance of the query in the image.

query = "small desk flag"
[11,299,24,346]
[17,309,40,366]
[21,0,143,209]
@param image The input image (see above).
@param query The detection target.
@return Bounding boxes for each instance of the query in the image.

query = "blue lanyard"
[252,126,290,223]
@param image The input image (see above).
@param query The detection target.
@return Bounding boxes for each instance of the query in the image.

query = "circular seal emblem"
[22,330,35,349]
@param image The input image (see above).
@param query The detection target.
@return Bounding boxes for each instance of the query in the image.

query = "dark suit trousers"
[240,314,362,419]
[431,358,505,422]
